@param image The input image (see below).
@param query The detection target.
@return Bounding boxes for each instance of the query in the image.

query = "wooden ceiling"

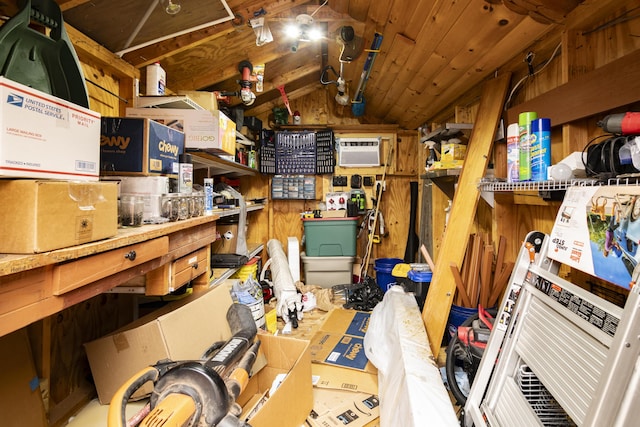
[3,0,632,129]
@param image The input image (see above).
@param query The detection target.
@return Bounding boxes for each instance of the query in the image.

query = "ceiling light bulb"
[165,0,181,15]
[308,27,323,41]
[285,23,301,39]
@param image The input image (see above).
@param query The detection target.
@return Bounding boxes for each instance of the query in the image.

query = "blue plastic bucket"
[374,258,403,292]
[447,304,478,338]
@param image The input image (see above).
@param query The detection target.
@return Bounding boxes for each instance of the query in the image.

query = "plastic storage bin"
[302,217,358,256]
[300,252,355,288]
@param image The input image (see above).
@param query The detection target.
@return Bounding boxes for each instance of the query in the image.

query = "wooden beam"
[506,49,640,126]
[422,72,511,355]
[66,25,139,79]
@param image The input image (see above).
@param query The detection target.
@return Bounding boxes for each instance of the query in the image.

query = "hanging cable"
[320,65,339,85]
[505,42,562,109]
[310,0,329,17]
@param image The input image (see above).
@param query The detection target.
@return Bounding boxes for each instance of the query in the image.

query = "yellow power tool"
[108,303,260,427]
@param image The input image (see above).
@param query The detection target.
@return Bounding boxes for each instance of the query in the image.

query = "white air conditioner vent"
[336,137,381,167]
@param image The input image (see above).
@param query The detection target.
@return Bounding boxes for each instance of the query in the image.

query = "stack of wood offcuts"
[450,233,513,309]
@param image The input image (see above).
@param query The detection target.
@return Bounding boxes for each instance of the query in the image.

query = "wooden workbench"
[0,215,218,338]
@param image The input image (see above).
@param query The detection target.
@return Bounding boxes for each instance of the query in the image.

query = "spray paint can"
[518,111,537,181]
[530,118,551,181]
[178,153,193,194]
[204,178,214,215]
[506,123,519,183]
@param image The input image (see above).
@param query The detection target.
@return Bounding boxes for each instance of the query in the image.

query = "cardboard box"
[0,180,118,253]
[441,142,466,162]
[125,107,236,155]
[0,330,47,427]
[312,363,378,395]
[309,309,377,374]
[85,284,313,427]
[100,117,184,177]
[85,284,236,404]
[237,333,313,427]
[176,90,219,113]
[321,210,347,218]
[548,185,640,290]
[307,388,379,427]
[0,77,101,181]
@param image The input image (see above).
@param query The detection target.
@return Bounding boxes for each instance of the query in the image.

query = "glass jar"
[161,194,180,222]
[191,192,205,217]
[120,195,144,227]
[177,195,189,220]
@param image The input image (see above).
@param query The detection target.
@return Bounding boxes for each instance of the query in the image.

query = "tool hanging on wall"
[321,25,363,106]
[351,32,383,117]
[277,85,293,116]
[214,61,258,106]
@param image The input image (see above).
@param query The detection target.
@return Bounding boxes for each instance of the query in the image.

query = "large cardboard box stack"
[125,107,236,156]
[0,77,101,181]
[85,284,313,427]
[0,180,118,253]
[100,117,185,177]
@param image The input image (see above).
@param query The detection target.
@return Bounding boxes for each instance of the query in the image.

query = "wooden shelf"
[190,151,257,177]
[421,168,461,199]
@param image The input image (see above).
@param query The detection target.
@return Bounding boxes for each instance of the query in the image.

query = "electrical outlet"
[363,176,375,187]
[375,180,386,191]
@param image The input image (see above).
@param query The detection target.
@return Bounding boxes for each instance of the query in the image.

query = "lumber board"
[422,73,511,355]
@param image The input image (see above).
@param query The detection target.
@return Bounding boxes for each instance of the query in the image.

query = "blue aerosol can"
[530,118,551,181]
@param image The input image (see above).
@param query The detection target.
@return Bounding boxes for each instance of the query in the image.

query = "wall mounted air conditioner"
[336,137,381,167]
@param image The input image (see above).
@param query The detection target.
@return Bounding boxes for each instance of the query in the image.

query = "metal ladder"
[463,231,640,426]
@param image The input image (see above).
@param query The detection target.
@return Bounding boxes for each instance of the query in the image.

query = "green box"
[302,217,357,257]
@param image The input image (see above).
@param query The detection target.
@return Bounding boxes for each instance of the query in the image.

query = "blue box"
[100,117,184,177]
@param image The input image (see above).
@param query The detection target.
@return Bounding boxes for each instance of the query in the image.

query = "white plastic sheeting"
[364,285,458,427]
[266,238,302,324]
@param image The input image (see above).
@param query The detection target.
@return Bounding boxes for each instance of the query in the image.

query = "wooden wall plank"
[506,49,640,126]
[422,73,510,355]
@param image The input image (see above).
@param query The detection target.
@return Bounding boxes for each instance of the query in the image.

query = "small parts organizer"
[271,175,316,200]
[259,129,335,175]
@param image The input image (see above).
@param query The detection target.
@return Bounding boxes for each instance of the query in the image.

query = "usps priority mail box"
[548,185,640,290]
[0,77,100,181]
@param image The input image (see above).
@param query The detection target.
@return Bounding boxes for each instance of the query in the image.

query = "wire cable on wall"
[504,42,562,109]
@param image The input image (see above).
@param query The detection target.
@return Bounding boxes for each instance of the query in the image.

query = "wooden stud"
[422,73,511,355]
